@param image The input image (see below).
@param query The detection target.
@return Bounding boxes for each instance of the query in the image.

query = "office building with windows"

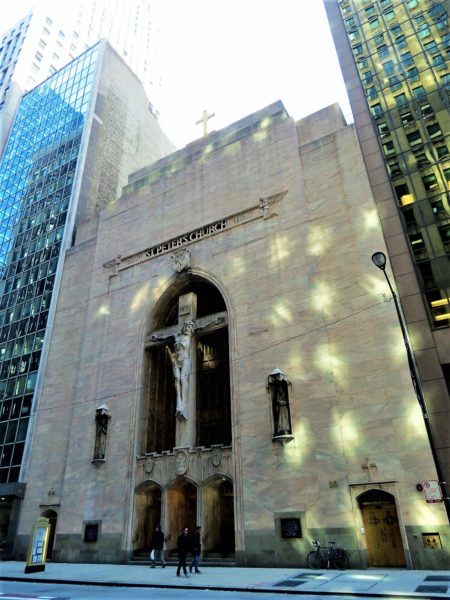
[0,39,174,556]
[1,0,161,153]
[324,0,450,500]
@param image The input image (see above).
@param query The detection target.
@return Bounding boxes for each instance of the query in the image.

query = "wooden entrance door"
[361,503,405,567]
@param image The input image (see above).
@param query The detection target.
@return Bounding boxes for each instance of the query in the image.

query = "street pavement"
[1,561,450,598]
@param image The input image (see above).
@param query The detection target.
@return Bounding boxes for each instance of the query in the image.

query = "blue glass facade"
[0,44,99,485]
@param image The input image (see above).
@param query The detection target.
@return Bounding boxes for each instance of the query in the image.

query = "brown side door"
[361,503,406,567]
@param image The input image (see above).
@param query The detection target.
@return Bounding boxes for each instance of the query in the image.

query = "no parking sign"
[422,480,443,503]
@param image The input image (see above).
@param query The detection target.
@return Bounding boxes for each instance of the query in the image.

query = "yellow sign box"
[24,517,50,573]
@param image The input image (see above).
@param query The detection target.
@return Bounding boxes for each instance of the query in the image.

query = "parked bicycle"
[307,540,349,570]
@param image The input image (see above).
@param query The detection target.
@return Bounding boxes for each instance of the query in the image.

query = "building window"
[377,122,389,136]
[415,153,431,168]
[401,111,414,125]
[388,160,402,176]
[366,86,377,100]
[384,9,395,21]
[420,102,434,116]
[418,23,431,39]
[395,34,407,49]
[374,33,384,45]
[363,71,373,84]
[440,73,450,91]
[435,144,449,159]
[377,44,389,58]
[382,59,394,74]
[369,17,380,29]
[422,173,439,191]
[365,5,376,18]
[358,57,369,69]
[424,40,439,55]
[371,103,383,117]
[412,85,426,99]
[407,0,418,9]
[407,66,420,82]
[345,17,355,28]
[444,168,450,189]
[389,75,402,91]
[427,123,443,140]
[352,43,363,56]
[45,17,53,26]
[432,55,446,69]
[383,140,396,156]
[34,51,43,62]
[401,51,414,66]
[349,30,360,42]
[395,92,408,107]
[407,130,423,147]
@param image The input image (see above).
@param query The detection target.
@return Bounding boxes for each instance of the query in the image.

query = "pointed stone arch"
[166,478,198,552]
[141,272,232,454]
[202,475,235,556]
[133,481,162,553]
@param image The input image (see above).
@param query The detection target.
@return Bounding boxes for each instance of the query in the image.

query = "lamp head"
[371,251,387,271]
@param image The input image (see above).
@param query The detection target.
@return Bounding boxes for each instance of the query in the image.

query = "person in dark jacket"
[176,527,190,577]
[150,525,165,568]
[189,526,202,573]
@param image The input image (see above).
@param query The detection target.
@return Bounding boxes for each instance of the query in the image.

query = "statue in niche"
[93,405,110,461]
[268,369,292,439]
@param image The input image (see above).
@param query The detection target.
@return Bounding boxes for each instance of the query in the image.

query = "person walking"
[150,525,166,568]
[176,527,190,577]
[189,525,202,573]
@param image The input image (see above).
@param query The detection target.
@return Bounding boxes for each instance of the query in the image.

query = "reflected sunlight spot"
[252,129,268,143]
[96,303,110,317]
[271,300,293,324]
[334,411,360,445]
[130,282,150,313]
[151,276,170,301]
[314,342,347,385]
[284,419,310,466]
[406,404,428,437]
[202,143,214,156]
[222,141,241,156]
[311,281,334,316]
[363,209,380,232]
[412,501,444,525]
[229,255,246,276]
[260,116,273,129]
[363,273,388,298]
[388,334,407,364]
[269,235,290,266]
[307,225,332,256]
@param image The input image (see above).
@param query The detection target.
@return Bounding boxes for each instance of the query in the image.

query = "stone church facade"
[15,102,448,568]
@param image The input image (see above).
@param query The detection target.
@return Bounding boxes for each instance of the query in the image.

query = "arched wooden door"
[358,489,405,567]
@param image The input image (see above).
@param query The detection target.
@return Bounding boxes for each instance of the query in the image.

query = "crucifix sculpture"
[146,291,226,447]
[195,109,215,137]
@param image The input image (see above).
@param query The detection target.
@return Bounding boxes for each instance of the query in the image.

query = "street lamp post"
[372,251,450,523]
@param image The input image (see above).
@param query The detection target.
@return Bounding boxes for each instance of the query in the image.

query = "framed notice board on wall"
[280,517,302,539]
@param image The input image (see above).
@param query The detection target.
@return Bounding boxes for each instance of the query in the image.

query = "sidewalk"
[1,561,450,598]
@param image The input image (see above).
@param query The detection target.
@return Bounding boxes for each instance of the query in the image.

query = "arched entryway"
[134,482,162,553]
[358,489,406,567]
[202,476,235,557]
[41,509,57,560]
[167,479,197,551]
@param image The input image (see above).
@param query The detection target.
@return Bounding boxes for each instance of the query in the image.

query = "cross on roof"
[195,109,215,137]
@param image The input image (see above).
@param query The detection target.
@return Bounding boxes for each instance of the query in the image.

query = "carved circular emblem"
[212,447,222,467]
[175,449,189,475]
[170,248,191,273]
[144,457,154,475]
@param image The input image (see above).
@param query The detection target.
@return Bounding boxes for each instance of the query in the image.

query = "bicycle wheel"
[307,550,324,569]
[332,549,349,570]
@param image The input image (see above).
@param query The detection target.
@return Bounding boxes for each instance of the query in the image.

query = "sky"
[2,0,352,148]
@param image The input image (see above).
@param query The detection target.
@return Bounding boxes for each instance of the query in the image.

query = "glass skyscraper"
[324,0,450,497]
[0,44,99,488]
